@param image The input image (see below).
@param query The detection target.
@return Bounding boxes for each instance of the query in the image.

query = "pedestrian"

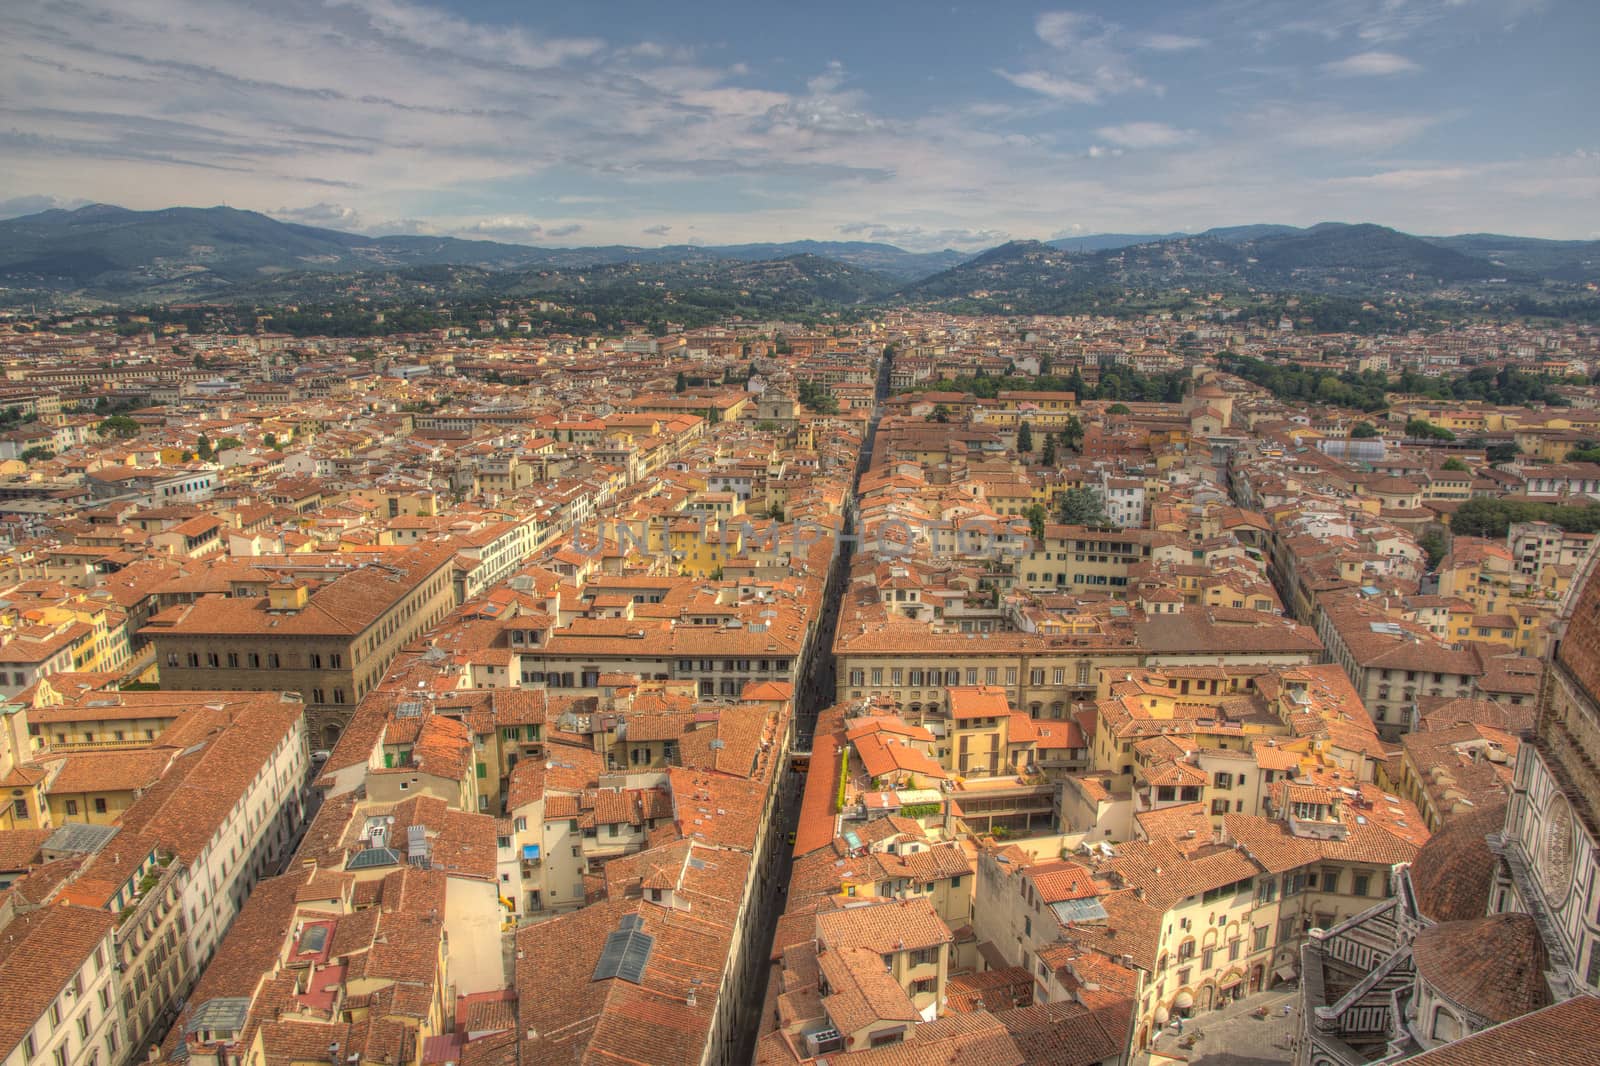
[1283,1003,1292,1017]
[1176,1017,1184,1035]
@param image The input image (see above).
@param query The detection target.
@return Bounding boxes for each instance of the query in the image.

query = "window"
[1353,874,1370,897]
[54,1047,68,1066]
[267,653,280,669]
[911,977,937,995]
[309,653,322,669]
[94,798,107,814]
[1229,939,1241,961]
[1202,946,1215,970]
[1253,925,1270,951]
[65,800,78,816]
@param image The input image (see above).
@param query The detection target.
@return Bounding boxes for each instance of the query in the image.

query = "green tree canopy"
[1350,421,1380,439]
[1058,487,1109,527]
[1406,417,1456,442]
[97,415,141,438]
[1016,420,1033,453]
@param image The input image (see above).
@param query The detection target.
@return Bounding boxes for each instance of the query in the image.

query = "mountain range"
[1,204,1597,310]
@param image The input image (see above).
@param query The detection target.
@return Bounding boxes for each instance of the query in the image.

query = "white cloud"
[836,221,1010,250]
[996,69,1101,103]
[1322,51,1422,76]
[460,216,543,239]
[1095,122,1194,148]
[273,202,363,228]
[1003,10,1152,103]
[0,193,91,218]
[1139,33,1208,51]
[1034,11,1095,49]
[643,224,672,236]
[1330,167,1477,189]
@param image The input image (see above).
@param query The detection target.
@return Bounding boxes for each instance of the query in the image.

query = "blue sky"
[2,0,1595,249]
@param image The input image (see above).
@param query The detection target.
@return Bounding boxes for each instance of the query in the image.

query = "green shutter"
[384,752,394,768]
[476,762,487,779]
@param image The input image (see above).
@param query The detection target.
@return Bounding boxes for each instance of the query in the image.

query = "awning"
[521,844,540,860]
[1172,991,1195,1010]
[1218,973,1242,989]
[1154,1006,1170,1026]
[1275,964,1298,983]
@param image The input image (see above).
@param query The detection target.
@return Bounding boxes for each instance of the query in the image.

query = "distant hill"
[0,204,958,301]
[2,203,1596,311]
[1046,224,1303,253]
[901,222,1591,313]
[1425,233,1600,283]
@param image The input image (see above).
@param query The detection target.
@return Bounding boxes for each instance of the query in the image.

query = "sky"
[2,0,1597,251]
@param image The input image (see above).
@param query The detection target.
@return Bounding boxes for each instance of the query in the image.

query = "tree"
[1024,503,1049,541]
[1107,403,1131,416]
[674,371,687,394]
[1058,487,1108,527]
[1441,457,1468,472]
[1041,433,1057,466]
[931,404,951,423]
[1061,414,1085,453]
[214,436,245,453]
[263,432,279,451]
[1486,442,1521,464]
[19,446,54,463]
[1350,421,1380,439]
[1567,445,1600,464]
[97,415,141,438]
[1016,420,1034,454]
[1406,417,1456,442]
[196,434,213,461]
[1419,530,1448,570]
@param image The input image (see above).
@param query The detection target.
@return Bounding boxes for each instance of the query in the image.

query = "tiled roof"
[1412,913,1550,1023]
[1410,800,1505,923]
[1404,995,1600,1066]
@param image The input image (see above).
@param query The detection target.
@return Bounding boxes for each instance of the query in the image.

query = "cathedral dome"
[1412,913,1550,1024]
[1410,800,1505,924]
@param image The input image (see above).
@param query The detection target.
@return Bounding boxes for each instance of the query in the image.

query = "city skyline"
[2,0,1597,250]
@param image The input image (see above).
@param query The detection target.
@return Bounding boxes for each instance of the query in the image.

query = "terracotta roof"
[1412,913,1550,1023]
[1410,800,1505,923]
[1405,995,1600,1066]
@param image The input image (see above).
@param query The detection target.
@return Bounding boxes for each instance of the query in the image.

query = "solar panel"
[346,847,400,870]
[592,918,654,983]
[396,701,424,718]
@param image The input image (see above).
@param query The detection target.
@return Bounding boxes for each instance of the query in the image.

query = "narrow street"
[726,343,893,1062]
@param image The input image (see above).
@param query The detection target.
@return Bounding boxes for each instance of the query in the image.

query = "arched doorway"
[1136,1025,1148,1049]
[322,723,341,750]
[1199,983,1215,1011]
[1250,964,1264,993]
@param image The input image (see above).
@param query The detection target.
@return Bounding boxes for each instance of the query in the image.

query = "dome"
[1368,476,1421,496]
[1409,801,1505,923]
[1556,547,1600,701]
[1412,913,1549,1023]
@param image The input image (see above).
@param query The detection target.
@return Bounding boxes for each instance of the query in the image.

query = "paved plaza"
[1140,987,1300,1066]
